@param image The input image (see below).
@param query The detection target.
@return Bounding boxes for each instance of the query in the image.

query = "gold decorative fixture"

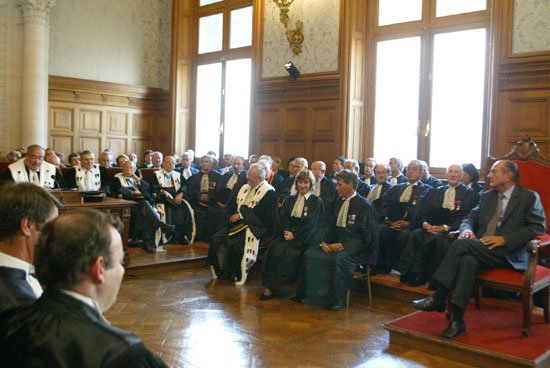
[272,0,304,55]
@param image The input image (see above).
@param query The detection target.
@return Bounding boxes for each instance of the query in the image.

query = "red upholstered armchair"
[476,135,550,336]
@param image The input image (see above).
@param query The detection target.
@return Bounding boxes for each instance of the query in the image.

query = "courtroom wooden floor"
[106,263,475,368]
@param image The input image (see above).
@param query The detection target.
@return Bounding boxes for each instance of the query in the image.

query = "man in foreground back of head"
[0,209,167,367]
[0,183,59,312]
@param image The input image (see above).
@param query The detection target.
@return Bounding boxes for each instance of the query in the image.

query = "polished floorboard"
[105,267,475,368]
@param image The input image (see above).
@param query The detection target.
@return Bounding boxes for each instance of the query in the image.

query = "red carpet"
[385,303,550,362]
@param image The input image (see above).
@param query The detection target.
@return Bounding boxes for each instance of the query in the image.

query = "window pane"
[436,0,486,17]
[224,59,251,158]
[200,0,222,6]
[373,37,421,165]
[230,6,252,49]
[429,29,486,168]
[379,0,422,26]
[195,63,222,157]
[199,13,223,54]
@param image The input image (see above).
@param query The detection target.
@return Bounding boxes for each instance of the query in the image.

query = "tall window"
[194,1,253,158]
[369,0,490,169]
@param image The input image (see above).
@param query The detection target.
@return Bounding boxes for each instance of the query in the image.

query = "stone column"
[19,0,55,147]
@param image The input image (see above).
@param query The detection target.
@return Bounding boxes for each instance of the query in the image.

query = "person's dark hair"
[334,169,359,189]
[142,149,154,158]
[501,160,520,182]
[294,170,315,192]
[35,208,123,289]
[462,163,480,183]
[67,152,80,164]
[335,155,346,165]
[80,149,93,157]
[0,183,59,241]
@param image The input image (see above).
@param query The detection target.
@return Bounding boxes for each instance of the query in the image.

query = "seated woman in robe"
[461,163,482,193]
[260,170,325,300]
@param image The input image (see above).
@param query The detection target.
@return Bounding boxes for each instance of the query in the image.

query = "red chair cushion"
[515,160,550,232]
[478,265,550,286]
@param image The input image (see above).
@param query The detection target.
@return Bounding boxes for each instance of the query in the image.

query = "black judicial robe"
[368,181,393,221]
[0,289,167,368]
[262,194,325,291]
[376,181,431,271]
[316,176,337,213]
[64,166,111,194]
[0,165,66,189]
[397,184,479,279]
[0,267,36,313]
[298,194,378,307]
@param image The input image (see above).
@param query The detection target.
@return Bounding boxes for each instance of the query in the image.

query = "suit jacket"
[0,289,167,368]
[414,183,478,230]
[459,185,546,269]
[360,175,376,186]
[325,194,379,265]
[0,267,37,313]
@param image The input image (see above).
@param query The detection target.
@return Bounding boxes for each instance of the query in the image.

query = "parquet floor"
[105,267,475,368]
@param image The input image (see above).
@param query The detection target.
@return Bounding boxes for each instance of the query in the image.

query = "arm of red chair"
[523,237,549,290]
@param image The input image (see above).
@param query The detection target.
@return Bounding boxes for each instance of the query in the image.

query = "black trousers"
[377,223,412,270]
[433,238,512,310]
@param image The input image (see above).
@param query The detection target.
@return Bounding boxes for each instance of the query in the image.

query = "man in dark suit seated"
[0,209,167,367]
[412,160,546,339]
[0,183,58,312]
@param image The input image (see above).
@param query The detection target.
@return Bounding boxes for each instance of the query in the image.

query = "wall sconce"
[285,61,300,80]
[273,0,304,55]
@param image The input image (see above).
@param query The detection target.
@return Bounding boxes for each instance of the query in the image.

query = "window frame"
[366,0,492,176]
[191,0,254,157]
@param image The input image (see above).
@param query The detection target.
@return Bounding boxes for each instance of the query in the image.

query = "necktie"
[336,198,350,227]
[30,171,39,185]
[227,173,238,190]
[183,168,192,180]
[442,186,456,210]
[483,194,504,237]
[367,184,382,201]
[291,195,305,218]
[200,174,209,192]
[399,183,416,202]
[314,180,321,196]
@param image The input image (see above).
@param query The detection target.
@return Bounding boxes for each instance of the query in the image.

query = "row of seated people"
[2,144,545,340]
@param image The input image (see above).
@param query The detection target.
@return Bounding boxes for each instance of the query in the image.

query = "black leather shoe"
[328,302,344,311]
[160,222,176,234]
[399,274,411,284]
[408,277,428,287]
[442,321,466,339]
[259,293,273,301]
[289,295,305,303]
[411,296,445,312]
[144,243,156,254]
